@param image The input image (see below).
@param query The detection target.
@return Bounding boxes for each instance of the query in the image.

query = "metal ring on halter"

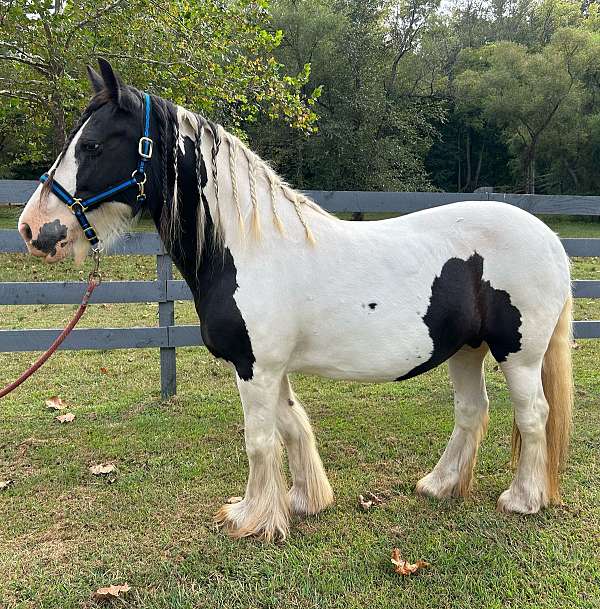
[132,169,147,184]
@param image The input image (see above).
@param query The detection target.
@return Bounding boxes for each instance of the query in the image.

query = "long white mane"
[170,107,334,257]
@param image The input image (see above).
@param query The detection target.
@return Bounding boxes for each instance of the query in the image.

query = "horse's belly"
[288,311,434,381]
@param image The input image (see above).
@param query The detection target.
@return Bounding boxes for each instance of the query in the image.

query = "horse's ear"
[86,65,104,94]
[97,57,123,104]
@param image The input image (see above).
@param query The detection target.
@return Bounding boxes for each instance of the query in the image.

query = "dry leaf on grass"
[358,491,383,511]
[92,583,130,601]
[56,413,75,424]
[226,496,243,504]
[100,367,109,374]
[45,396,66,411]
[391,548,429,576]
[0,480,13,491]
[89,463,116,476]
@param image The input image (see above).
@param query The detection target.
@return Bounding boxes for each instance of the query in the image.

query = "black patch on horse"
[32,219,67,256]
[162,135,255,381]
[397,252,521,381]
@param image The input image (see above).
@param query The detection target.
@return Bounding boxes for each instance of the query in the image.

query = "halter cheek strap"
[39,92,153,249]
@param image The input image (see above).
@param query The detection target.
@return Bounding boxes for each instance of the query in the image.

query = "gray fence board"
[573,321,600,339]
[2,232,600,258]
[168,324,203,347]
[0,321,596,353]
[561,238,600,257]
[0,280,164,305]
[0,229,163,255]
[167,280,193,301]
[0,327,167,352]
[0,180,37,204]
[165,278,599,301]
[572,281,600,298]
[305,191,600,215]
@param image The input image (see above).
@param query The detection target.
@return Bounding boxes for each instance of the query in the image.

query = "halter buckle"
[138,137,153,159]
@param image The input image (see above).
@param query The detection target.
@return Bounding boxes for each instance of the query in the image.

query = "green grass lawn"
[0,211,599,608]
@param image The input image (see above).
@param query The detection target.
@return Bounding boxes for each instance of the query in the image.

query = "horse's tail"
[511,295,574,503]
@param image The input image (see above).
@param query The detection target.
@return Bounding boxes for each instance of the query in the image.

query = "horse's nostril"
[19,222,33,241]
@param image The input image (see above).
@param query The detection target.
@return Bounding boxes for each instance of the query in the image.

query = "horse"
[17,59,573,540]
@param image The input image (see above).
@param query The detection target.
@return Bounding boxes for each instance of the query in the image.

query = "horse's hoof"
[416,471,463,499]
[288,484,334,516]
[496,488,545,514]
[214,499,289,541]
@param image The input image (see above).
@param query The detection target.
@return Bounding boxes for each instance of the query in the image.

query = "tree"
[454,30,588,193]
[249,0,444,191]
[0,0,319,177]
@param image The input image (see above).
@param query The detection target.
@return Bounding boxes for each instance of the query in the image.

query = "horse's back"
[240,200,571,380]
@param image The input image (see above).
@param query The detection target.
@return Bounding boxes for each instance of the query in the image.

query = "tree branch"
[0,52,51,75]
[64,0,129,48]
[0,89,45,103]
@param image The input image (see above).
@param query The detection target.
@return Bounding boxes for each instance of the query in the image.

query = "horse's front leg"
[215,368,290,541]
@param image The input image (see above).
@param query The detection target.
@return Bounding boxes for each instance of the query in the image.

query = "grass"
[0,211,599,608]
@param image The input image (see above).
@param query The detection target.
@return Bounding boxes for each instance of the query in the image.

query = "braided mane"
[163,104,331,261]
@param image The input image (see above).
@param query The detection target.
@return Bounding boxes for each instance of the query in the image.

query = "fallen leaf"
[45,396,66,411]
[391,548,429,576]
[226,496,243,504]
[358,491,383,511]
[56,413,75,424]
[100,367,109,374]
[358,494,373,510]
[92,583,130,601]
[89,463,116,476]
[0,480,13,491]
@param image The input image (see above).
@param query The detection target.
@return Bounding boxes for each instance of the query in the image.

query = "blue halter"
[39,92,153,249]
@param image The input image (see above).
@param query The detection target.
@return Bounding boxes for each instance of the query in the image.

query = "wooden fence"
[1,180,599,398]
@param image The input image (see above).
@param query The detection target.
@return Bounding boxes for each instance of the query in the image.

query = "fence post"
[157,250,176,399]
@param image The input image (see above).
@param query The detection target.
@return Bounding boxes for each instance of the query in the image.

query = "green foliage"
[249,0,444,190]
[0,0,318,177]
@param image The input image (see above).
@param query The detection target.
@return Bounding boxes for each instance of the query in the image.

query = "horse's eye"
[82,142,101,153]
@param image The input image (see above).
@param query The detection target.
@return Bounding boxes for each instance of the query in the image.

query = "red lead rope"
[0,275,100,399]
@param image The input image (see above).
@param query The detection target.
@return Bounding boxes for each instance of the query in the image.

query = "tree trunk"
[457,129,462,192]
[49,87,66,155]
[474,144,484,190]
[524,142,537,194]
[465,130,472,190]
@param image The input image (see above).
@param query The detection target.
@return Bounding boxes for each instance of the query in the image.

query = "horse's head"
[19,59,150,264]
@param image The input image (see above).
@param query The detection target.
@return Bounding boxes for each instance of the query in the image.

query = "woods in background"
[3,0,600,194]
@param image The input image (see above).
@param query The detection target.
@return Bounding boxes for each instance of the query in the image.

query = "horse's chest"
[193,254,256,381]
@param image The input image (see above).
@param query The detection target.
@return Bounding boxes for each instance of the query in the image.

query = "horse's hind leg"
[277,376,334,515]
[417,344,489,499]
[215,369,290,540]
[497,356,549,513]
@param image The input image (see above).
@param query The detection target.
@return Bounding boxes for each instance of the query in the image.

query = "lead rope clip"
[89,247,103,286]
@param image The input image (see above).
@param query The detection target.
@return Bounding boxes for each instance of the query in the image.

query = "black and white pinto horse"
[18,60,573,540]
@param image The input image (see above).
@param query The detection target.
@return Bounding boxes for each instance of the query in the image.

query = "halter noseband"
[39,92,153,249]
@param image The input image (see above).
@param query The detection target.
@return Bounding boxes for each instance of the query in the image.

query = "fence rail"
[1,184,599,398]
